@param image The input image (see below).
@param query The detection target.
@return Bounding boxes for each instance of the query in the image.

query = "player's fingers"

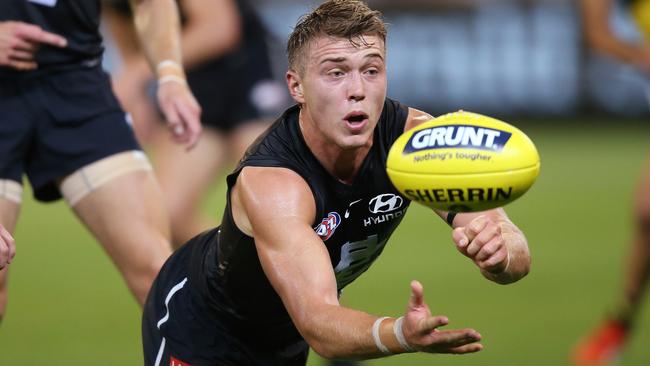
[466,220,499,257]
[0,227,15,263]
[478,247,508,272]
[452,227,469,253]
[7,59,38,70]
[408,280,425,309]
[0,240,7,267]
[418,316,449,334]
[17,23,67,48]
[464,215,488,242]
[475,235,505,262]
[11,37,37,52]
[9,49,35,61]
[431,328,482,348]
[445,342,484,354]
[174,100,202,150]
[160,101,183,140]
[0,234,10,267]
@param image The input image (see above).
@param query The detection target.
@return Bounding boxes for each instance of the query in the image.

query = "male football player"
[142,1,532,364]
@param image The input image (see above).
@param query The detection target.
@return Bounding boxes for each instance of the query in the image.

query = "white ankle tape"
[372,316,392,355]
[0,180,22,204]
[60,150,152,206]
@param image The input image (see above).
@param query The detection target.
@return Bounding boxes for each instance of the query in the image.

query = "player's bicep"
[235,167,340,322]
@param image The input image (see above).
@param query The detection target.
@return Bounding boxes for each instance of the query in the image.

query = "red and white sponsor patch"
[170,356,191,366]
[315,212,341,241]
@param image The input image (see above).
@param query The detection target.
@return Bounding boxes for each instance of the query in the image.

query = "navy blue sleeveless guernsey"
[193,98,411,349]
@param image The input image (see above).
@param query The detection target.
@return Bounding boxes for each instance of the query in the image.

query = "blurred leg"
[0,194,21,324]
[68,169,172,306]
[153,128,227,247]
[620,161,650,323]
[572,160,650,366]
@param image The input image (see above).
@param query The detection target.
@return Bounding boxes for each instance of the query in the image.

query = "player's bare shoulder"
[231,166,316,236]
[404,107,434,132]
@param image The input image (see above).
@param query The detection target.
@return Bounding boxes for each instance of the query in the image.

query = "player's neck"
[299,112,372,185]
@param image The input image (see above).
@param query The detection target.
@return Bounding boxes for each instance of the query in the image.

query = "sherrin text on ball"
[386,111,540,212]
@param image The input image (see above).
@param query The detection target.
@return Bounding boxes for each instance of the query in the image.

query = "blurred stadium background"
[1,0,649,365]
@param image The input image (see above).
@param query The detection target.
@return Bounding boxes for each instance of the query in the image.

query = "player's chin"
[338,136,371,150]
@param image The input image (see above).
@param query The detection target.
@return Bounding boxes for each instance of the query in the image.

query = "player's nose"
[347,71,365,102]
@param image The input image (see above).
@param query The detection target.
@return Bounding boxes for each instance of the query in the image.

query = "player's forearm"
[295,303,410,359]
[129,0,184,79]
[481,220,531,285]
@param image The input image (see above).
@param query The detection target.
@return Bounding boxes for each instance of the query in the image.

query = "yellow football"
[386,111,540,212]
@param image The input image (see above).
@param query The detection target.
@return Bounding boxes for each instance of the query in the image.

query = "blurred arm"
[128,0,183,76]
[102,5,151,88]
[579,0,650,72]
[128,0,202,149]
[107,0,242,72]
[180,0,242,69]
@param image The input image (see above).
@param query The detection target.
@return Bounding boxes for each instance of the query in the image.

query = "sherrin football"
[386,111,540,212]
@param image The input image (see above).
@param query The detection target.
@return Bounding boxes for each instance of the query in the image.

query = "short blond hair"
[287,0,387,74]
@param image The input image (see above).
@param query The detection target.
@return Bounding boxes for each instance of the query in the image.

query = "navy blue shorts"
[142,228,309,366]
[0,66,141,202]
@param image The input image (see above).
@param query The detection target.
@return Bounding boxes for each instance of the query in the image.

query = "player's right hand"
[157,80,203,151]
[401,280,483,354]
[0,21,67,70]
[0,224,16,270]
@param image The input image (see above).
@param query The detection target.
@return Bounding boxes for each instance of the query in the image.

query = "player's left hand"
[0,224,16,270]
[157,81,202,150]
[452,215,509,274]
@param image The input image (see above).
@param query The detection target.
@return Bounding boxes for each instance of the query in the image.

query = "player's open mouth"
[344,112,369,131]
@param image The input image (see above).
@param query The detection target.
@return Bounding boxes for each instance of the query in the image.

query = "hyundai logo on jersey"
[404,125,512,153]
[315,212,341,241]
[368,194,403,214]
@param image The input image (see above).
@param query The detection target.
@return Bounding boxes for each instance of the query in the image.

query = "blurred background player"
[102,0,286,246]
[0,0,200,322]
[573,0,650,364]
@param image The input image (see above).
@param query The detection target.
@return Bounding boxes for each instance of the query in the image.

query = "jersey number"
[334,234,388,288]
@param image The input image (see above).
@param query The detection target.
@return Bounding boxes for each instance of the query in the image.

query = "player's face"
[290,35,387,150]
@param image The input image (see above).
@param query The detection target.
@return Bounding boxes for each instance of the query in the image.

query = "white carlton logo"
[368,194,403,214]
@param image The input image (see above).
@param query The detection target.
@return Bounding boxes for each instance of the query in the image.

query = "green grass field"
[0,121,648,365]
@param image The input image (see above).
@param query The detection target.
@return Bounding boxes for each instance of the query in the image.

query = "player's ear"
[286,70,305,104]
